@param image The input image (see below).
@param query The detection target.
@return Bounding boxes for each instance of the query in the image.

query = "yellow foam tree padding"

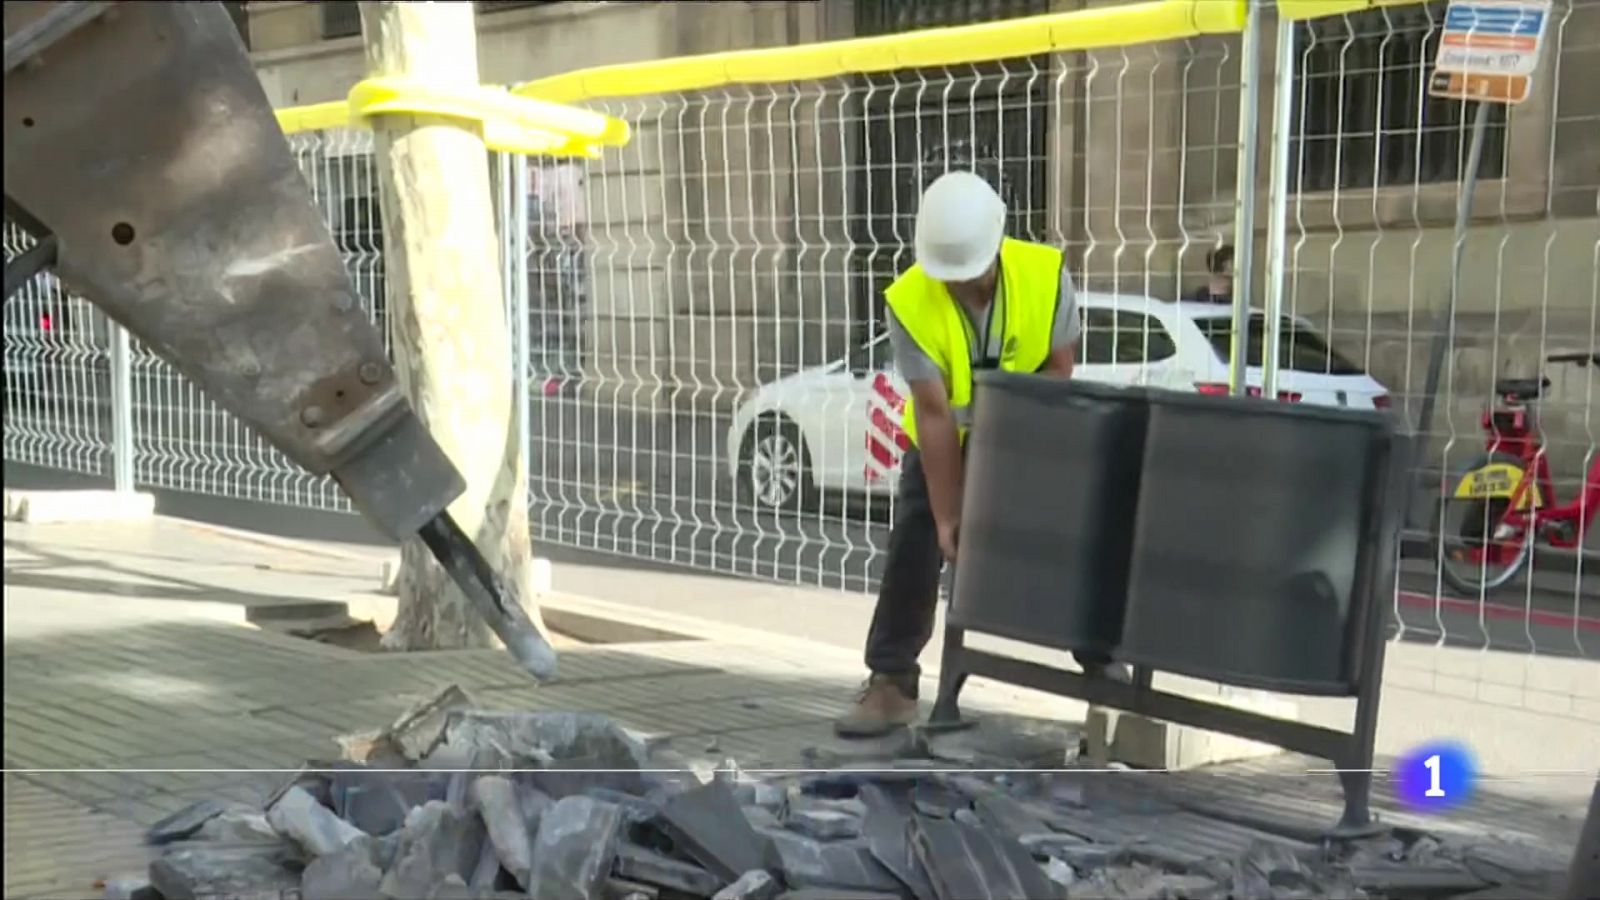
[516,0,1248,104]
[1278,0,1426,21]
[276,78,631,157]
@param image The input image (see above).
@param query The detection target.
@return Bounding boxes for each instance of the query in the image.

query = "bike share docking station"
[928,372,1411,834]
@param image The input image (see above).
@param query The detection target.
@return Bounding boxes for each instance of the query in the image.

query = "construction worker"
[836,171,1118,738]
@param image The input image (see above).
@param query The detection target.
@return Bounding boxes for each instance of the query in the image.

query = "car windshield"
[1195,314,1364,375]
[847,333,892,372]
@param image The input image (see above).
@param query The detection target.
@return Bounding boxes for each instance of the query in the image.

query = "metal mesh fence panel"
[1277,0,1597,668]
[520,36,1244,592]
[3,222,114,478]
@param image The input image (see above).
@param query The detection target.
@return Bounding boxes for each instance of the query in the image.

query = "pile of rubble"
[115,689,1559,900]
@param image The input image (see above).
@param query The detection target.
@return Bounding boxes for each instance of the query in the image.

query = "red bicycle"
[1437,351,1599,594]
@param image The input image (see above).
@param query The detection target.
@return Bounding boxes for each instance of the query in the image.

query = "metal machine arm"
[3,1,555,678]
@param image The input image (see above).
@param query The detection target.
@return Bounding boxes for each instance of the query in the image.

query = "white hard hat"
[914,171,1006,282]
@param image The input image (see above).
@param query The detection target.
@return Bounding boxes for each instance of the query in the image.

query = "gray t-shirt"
[886,263,1080,384]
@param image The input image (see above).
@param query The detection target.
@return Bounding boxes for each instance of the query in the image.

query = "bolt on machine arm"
[3,0,555,678]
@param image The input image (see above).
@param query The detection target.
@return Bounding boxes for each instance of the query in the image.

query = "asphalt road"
[6,389,1598,661]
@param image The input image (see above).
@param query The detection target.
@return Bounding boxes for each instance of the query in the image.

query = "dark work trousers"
[863,448,1111,695]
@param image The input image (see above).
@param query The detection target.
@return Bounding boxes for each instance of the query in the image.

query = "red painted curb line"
[1396,589,1600,634]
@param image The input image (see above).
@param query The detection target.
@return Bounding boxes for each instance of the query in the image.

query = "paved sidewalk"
[3,519,1592,898]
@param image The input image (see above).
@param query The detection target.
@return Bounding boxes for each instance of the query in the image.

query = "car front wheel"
[740,416,816,513]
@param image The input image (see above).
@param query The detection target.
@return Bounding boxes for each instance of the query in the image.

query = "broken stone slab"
[614,842,723,896]
[330,768,439,837]
[713,869,781,900]
[603,878,661,900]
[300,835,385,900]
[1041,857,1076,891]
[776,889,904,900]
[425,874,472,899]
[658,780,779,883]
[751,782,790,811]
[145,799,226,846]
[148,842,302,900]
[267,785,367,858]
[910,813,1063,900]
[787,808,862,842]
[527,794,624,900]
[743,805,783,831]
[442,710,650,768]
[763,830,903,895]
[439,711,654,798]
[1345,859,1489,895]
[338,684,477,765]
[197,809,279,845]
[470,775,538,888]
[378,800,487,899]
[858,784,937,900]
[1230,838,1327,897]
[950,778,1055,840]
[800,729,927,770]
[914,714,1082,770]
[1091,867,1226,900]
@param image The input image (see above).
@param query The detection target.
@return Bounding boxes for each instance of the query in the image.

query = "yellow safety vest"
[885,238,1062,447]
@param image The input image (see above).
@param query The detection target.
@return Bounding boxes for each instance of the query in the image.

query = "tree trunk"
[359,1,541,650]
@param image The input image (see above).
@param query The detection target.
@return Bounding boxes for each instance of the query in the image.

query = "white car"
[725,292,1392,511]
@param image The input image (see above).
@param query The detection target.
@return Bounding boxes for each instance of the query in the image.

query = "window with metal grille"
[1290,0,1509,192]
[321,1,362,40]
[849,0,1053,350]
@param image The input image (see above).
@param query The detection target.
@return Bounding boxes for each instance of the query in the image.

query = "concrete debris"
[331,769,438,836]
[378,800,487,897]
[145,799,226,846]
[145,708,1555,900]
[1041,856,1076,890]
[615,842,724,896]
[196,810,279,844]
[713,869,781,900]
[300,835,385,900]
[267,785,368,858]
[527,795,623,900]
[470,775,537,887]
[147,842,302,900]
[338,684,476,765]
[786,808,861,841]
[764,830,901,894]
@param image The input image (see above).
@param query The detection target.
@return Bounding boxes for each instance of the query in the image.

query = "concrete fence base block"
[1086,687,1299,770]
[530,557,553,595]
[3,489,155,524]
[379,556,401,597]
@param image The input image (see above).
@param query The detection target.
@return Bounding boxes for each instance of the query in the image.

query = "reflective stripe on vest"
[885,238,1062,448]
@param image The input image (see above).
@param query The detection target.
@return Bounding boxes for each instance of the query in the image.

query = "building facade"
[247,0,1598,475]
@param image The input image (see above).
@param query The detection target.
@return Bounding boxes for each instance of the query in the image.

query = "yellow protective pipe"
[275,78,630,156]
[1278,0,1426,21]
[516,0,1248,104]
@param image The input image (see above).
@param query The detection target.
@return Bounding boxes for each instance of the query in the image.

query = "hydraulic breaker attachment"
[3,1,555,678]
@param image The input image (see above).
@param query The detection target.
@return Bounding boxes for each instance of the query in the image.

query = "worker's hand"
[937,517,961,562]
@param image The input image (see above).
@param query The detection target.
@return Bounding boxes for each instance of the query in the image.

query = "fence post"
[1227,0,1266,396]
[512,156,531,479]
[108,317,135,493]
[1259,10,1296,399]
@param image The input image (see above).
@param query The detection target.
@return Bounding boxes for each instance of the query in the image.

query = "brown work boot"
[834,674,919,738]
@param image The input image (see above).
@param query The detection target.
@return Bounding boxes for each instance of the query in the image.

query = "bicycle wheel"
[1435,452,1537,595]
